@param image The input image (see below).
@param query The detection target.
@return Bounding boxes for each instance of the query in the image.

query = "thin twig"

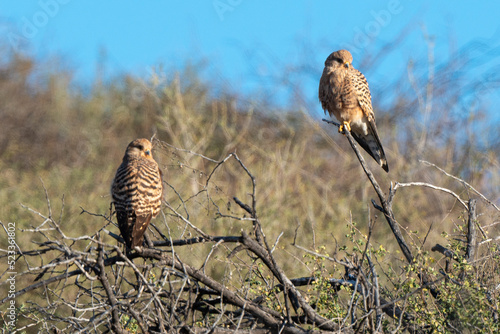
[394,181,468,210]
[420,160,500,211]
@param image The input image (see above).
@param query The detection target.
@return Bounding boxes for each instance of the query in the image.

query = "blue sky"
[2,1,500,119]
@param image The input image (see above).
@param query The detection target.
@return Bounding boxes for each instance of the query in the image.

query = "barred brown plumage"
[111,138,163,249]
[319,49,389,172]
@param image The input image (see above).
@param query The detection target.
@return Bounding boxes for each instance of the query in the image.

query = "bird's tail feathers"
[351,131,389,173]
[131,215,152,248]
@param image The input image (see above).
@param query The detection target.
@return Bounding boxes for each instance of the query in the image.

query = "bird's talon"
[339,122,351,133]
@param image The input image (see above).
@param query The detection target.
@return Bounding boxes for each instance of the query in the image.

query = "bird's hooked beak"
[344,62,350,69]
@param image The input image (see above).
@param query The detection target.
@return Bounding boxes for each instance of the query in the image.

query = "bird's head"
[125,138,154,160]
[325,49,353,69]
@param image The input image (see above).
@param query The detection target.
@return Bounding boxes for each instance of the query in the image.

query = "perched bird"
[319,49,389,172]
[111,138,163,249]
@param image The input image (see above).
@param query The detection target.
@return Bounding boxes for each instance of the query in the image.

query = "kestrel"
[319,49,389,172]
[111,138,163,249]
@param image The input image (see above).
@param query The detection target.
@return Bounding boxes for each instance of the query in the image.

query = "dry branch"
[322,118,413,264]
[465,199,477,262]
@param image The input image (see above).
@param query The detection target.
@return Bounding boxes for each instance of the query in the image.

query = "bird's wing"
[351,69,389,172]
[111,162,137,209]
[319,68,338,112]
[116,210,135,248]
[352,69,373,118]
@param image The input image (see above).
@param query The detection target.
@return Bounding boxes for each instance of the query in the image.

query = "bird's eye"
[137,145,144,151]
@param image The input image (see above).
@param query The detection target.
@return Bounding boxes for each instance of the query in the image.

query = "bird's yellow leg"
[338,121,351,133]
